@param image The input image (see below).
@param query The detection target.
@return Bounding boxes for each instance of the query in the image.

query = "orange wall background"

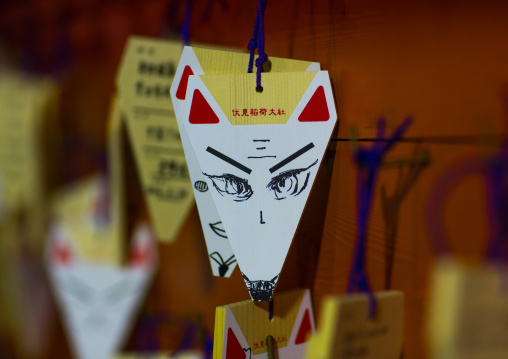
[2,0,508,358]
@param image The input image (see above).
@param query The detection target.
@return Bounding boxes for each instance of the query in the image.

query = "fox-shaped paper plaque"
[306,291,404,359]
[170,46,320,278]
[182,70,337,300]
[116,36,195,243]
[117,352,203,359]
[46,222,157,359]
[214,288,315,359]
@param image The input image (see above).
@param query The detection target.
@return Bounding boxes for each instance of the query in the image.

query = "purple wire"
[202,0,214,23]
[134,313,213,356]
[204,332,213,359]
[171,322,198,356]
[247,0,268,92]
[483,140,508,262]
[424,158,483,257]
[62,135,107,181]
[20,36,38,74]
[51,36,72,79]
[51,9,74,79]
[247,9,260,73]
[347,117,412,318]
[134,314,165,351]
[424,137,508,263]
[181,0,194,46]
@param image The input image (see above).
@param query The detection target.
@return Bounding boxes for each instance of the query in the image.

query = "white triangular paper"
[170,46,320,277]
[46,222,157,359]
[182,71,337,300]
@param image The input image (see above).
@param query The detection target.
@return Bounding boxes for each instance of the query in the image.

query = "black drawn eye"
[203,173,253,202]
[266,160,318,200]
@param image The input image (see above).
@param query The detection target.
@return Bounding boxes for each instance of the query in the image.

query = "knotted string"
[247,0,268,92]
[181,0,194,46]
[347,117,412,318]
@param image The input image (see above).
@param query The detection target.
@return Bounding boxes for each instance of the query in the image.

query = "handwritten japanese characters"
[428,259,508,359]
[171,46,323,281]
[307,291,404,359]
[214,289,315,359]
[181,70,337,300]
[116,36,194,242]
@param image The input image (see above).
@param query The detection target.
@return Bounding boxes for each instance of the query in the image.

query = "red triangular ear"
[298,86,329,122]
[294,309,312,344]
[129,224,155,268]
[226,328,246,359]
[53,242,73,266]
[176,65,194,100]
[189,89,220,124]
[130,246,151,267]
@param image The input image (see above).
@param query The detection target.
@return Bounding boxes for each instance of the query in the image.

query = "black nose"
[242,275,277,301]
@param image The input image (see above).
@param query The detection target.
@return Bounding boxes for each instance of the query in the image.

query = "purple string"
[425,137,508,263]
[485,141,508,262]
[20,33,38,74]
[134,313,213,356]
[171,322,198,356]
[61,135,110,226]
[424,158,483,256]
[134,314,164,352]
[347,117,412,318]
[204,332,213,359]
[202,0,214,23]
[247,0,268,92]
[181,0,194,46]
[247,9,260,73]
[62,135,107,181]
[51,36,72,79]
[157,1,177,38]
[51,8,74,79]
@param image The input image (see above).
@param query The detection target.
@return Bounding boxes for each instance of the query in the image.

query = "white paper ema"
[170,46,320,278]
[182,70,337,300]
[46,222,157,359]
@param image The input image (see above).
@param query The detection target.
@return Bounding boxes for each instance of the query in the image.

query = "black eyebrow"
[269,143,315,173]
[206,147,252,174]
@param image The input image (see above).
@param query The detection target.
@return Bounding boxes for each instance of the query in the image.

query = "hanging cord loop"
[347,117,412,318]
[247,0,268,92]
[425,137,508,263]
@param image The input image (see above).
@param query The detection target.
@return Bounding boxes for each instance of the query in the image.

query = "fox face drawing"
[46,222,157,359]
[182,70,337,300]
[216,289,315,359]
[170,47,321,278]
